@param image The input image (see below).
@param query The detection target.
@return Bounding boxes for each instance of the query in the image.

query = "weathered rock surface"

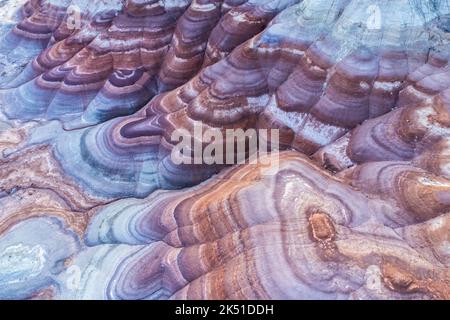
[0,0,449,300]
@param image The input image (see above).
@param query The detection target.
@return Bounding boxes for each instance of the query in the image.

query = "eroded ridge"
[0,0,297,128]
[0,0,449,300]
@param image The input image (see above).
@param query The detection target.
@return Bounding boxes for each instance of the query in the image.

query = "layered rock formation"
[0,0,295,127]
[79,152,449,299]
[0,0,449,300]
[1,152,449,299]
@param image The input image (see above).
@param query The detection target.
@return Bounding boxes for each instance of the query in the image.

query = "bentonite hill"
[0,0,449,300]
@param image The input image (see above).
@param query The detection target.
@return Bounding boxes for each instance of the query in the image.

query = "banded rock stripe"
[0,0,449,300]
